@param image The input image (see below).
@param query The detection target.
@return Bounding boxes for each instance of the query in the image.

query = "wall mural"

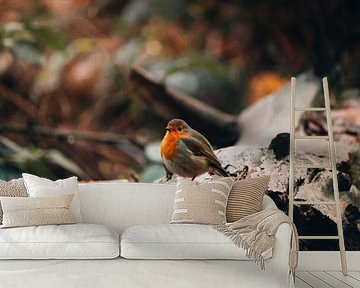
[0,0,359,251]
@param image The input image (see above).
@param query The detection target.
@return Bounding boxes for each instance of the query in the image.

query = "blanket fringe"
[214,225,266,270]
[214,209,298,274]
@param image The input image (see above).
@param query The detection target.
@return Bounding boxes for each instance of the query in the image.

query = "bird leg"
[164,165,173,181]
[166,172,173,181]
[224,164,236,171]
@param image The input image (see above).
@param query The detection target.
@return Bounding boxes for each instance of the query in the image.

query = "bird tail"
[213,166,230,177]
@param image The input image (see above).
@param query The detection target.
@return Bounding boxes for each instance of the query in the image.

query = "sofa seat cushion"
[121,224,272,260]
[0,224,119,259]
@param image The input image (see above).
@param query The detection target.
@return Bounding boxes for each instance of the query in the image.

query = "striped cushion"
[171,177,234,225]
[226,176,270,222]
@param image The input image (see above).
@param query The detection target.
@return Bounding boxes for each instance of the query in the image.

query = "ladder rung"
[298,236,339,240]
[295,107,326,111]
[293,201,336,205]
[295,136,329,140]
[294,164,332,169]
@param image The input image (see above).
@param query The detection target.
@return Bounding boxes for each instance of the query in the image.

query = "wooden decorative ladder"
[289,77,348,276]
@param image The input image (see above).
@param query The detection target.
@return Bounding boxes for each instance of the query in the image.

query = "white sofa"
[0,182,294,288]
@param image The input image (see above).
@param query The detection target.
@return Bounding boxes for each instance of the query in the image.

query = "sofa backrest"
[78,181,277,235]
[78,182,176,235]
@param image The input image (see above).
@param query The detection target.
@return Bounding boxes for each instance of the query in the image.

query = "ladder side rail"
[289,77,296,221]
[323,77,348,276]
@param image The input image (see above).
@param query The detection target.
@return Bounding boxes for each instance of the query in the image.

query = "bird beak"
[165,127,170,131]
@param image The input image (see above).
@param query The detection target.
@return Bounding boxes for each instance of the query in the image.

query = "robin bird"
[160,119,229,181]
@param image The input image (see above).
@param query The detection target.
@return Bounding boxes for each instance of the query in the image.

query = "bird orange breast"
[161,131,188,160]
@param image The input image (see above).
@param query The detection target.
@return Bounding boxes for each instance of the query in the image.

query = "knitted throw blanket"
[214,208,299,276]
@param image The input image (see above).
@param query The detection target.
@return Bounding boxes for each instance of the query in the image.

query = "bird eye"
[178,127,182,132]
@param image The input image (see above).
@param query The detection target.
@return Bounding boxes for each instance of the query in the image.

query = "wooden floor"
[296,271,360,288]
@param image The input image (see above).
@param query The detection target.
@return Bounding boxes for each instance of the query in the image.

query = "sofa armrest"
[260,195,295,286]
[267,222,295,287]
[261,195,277,210]
[270,222,292,266]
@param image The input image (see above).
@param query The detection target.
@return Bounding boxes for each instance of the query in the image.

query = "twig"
[0,85,38,118]
[0,124,143,148]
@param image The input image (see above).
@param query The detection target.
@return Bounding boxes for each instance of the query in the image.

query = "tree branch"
[0,124,143,148]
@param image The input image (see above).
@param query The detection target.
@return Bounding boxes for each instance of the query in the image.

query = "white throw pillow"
[121,224,272,260]
[22,173,82,222]
[0,224,119,259]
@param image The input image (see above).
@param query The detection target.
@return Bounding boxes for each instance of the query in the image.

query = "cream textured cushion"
[171,177,234,225]
[22,173,82,222]
[0,223,119,259]
[0,194,76,228]
[226,176,270,222]
[0,178,28,224]
[121,224,272,260]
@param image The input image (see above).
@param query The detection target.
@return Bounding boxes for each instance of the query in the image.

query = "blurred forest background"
[0,0,358,181]
[0,0,359,251]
